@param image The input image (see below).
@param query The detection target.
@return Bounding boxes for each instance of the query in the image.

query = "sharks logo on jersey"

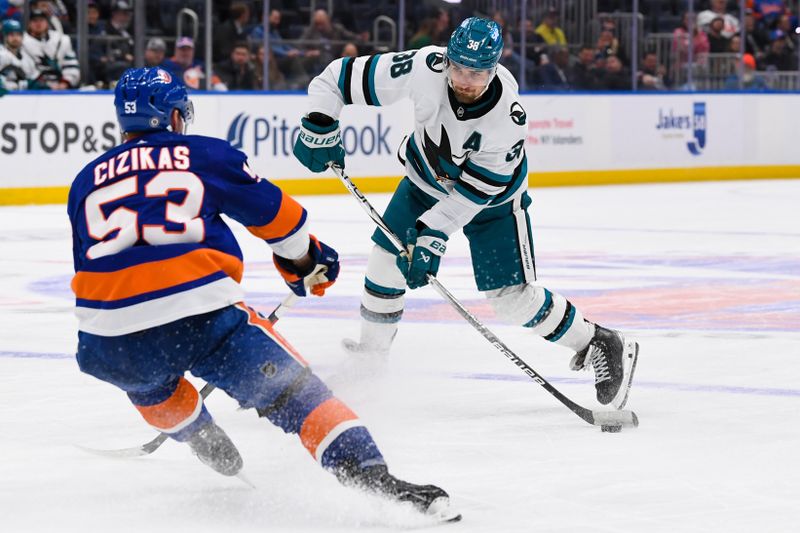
[421,126,465,182]
[426,52,445,73]
[510,102,527,125]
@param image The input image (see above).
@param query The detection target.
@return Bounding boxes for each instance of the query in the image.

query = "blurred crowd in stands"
[1,0,798,93]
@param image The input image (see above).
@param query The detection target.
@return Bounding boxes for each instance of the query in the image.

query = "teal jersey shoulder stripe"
[363,54,382,106]
[338,57,355,104]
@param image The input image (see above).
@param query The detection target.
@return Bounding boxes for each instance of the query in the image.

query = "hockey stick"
[79,292,300,458]
[330,164,638,429]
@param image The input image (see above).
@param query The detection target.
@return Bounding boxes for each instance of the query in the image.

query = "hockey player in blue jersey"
[68,67,458,522]
[293,17,639,409]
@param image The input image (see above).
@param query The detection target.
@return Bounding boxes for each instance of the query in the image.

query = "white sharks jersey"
[307,45,528,235]
[22,30,80,88]
[0,46,39,90]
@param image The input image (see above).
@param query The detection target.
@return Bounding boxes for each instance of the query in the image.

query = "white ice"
[1,179,798,533]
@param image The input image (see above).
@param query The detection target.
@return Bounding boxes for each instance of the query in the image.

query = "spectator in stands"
[432,7,451,46]
[253,9,313,90]
[0,18,38,91]
[408,17,437,49]
[215,41,257,90]
[214,1,250,61]
[673,11,710,69]
[85,0,106,86]
[706,15,732,53]
[253,43,287,90]
[744,8,769,59]
[1,0,24,23]
[753,0,789,30]
[341,42,358,58]
[30,0,70,35]
[533,45,570,90]
[568,45,598,90]
[724,53,769,89]
[637,51,670,90]
[22,8,79,89]
[763,29,796,70]
[535,7,567,46]
[162,36,225,90]
[697,0,740,38]
[595,27,627,65]
[776,14,797,54]
[491,11,537,81]
[103,0,135,85]
[144,37,166,68]
[299,9,367,76]
[595,55,631,90]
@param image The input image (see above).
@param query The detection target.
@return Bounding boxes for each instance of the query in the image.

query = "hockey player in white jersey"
[0,19,39,91]
[293,17,639,409]
[22,8,79,89]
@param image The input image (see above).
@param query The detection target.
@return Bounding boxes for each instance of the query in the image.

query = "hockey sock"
[129,376,212,441]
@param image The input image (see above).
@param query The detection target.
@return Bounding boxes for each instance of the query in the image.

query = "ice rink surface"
[1,179,798,532]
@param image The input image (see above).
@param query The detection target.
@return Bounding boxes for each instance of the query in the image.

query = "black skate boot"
[570,324,639,409]
[187,421,243,476]
[337,464,461,523]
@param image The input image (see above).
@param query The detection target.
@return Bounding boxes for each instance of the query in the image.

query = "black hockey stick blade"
[330,164,640,429]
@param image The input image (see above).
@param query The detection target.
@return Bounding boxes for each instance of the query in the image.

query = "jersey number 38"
[84,171,205,259]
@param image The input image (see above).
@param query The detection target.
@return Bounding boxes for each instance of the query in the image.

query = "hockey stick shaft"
[330,164,637,428]
[81,293,300,458]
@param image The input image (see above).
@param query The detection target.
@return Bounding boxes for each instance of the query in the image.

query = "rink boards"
[1,91,799,204]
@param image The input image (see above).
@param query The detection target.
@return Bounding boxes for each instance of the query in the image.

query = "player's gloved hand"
[396,226,448,289]
[292,113,345,173]
[273,235,340,297]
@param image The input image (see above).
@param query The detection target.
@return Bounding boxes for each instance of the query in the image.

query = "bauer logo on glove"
[293,115,346,173]
[396,226,448,289]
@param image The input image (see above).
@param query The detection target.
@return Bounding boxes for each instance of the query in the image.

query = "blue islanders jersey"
[68,131,309,336]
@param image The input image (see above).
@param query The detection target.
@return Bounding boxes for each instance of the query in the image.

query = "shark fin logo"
[510,102,527,125]
[686,102,706,156]
[426,52,445,73]
[227,112,249,150]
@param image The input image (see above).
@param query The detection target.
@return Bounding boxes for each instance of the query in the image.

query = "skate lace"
[588,348,612,384]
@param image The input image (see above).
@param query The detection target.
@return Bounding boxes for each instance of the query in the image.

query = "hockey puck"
[601,425,622,433]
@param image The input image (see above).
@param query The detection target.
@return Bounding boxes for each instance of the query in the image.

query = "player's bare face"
[447,61,492,103]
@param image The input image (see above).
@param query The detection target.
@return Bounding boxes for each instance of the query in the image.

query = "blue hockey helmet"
[446,17,504,71]
[2,19,24,37]
[114,67,194,133]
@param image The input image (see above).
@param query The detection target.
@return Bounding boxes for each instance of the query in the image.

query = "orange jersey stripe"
[236,303,308,366]
[72,248,244,302]
[299,398,358,459]
[135,377,201,432]
[247,192,305,240]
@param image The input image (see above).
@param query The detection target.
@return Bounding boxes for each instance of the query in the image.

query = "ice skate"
[570,324,639,409]
[338,464,461,522]
[187,421,243,476]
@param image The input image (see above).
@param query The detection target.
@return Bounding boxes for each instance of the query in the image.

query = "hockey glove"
[293,115,345,173]
[273,235,340,297]
[396,227,448,289]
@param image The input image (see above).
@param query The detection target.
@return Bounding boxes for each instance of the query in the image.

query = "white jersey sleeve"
[307,48,431,119]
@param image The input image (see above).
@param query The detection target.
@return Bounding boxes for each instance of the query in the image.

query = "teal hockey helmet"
[446,17,503,71]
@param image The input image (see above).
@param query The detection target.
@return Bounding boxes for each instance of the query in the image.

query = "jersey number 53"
[84,171,205,259]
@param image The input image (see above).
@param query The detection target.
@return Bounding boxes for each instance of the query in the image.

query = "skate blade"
[612,340,639,410]
[427,496,462,523]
